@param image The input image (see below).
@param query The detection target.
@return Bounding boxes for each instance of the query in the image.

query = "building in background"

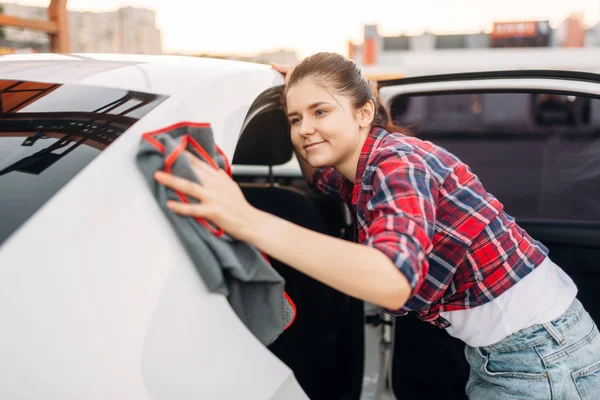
[69,7,161,54]
[490,20,551,48]
[2,2,285,63]
[350,15,600,79]
[0,3,51,53]
[115,7,161,54]
[560,13,586,47]
[68,10,119,54]
[1,3,161,54]
[585,22,600,47]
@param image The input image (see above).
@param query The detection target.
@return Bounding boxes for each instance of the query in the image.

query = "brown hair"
[283,52,409,135]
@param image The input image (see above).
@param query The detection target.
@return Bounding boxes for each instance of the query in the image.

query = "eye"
[315,109,327,117]
[289,117,301,126]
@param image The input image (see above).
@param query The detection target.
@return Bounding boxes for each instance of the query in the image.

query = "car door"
[374,71,600,400]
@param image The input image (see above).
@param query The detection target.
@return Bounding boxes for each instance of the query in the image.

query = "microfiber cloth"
[135,122,295,346]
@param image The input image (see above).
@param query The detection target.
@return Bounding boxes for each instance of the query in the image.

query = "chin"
[306,155,334,169]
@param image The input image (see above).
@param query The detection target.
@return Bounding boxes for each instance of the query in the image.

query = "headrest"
[232,86,293,167]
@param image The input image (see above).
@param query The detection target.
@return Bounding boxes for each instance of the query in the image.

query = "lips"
[304,141,325,150]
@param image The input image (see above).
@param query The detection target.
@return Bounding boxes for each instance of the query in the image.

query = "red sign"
[492,21,538,38]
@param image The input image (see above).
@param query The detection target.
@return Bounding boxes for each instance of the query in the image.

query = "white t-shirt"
[439,257,578,347]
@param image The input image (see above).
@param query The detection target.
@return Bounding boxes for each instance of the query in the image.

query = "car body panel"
[0,54,307,399]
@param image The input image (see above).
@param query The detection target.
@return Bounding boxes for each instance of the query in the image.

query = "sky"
[12,0,600,58]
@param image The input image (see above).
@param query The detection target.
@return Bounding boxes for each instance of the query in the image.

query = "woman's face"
[286,78,369,170]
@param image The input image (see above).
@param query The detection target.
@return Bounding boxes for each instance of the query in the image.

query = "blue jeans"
[464,298,600,399]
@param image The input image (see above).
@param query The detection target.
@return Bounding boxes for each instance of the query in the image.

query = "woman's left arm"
[363,149,439,305]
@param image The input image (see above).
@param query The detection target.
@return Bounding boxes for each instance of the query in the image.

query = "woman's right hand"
[271,63,294,85]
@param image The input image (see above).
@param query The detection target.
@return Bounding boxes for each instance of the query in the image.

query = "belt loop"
[542,322,567,346]
[476,346,487,357]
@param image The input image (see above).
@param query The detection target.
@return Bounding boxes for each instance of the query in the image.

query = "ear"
[356,100,375,128]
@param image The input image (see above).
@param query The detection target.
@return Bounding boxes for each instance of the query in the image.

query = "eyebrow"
[286,101,332,117]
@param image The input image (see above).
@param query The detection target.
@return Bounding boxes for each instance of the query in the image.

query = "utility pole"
[0,0,70,53]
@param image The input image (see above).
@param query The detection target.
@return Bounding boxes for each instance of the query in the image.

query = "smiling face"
[285,78,373,175]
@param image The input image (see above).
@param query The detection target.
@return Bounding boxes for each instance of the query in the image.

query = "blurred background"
[1,0,600,79]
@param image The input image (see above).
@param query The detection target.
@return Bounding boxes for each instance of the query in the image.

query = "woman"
[154,52,600,398]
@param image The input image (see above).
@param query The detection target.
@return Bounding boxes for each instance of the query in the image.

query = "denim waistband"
[478,298,584,354]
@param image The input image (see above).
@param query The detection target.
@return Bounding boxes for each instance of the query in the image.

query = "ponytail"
[371,90,412,136]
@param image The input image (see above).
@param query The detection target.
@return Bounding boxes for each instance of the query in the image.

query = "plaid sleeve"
[308,167,344,199]
[364,148,438,296]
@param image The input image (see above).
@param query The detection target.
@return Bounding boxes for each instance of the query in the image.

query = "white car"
[0,54,599,400]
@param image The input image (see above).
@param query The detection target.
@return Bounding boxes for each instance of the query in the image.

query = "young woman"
[154,52,600,398]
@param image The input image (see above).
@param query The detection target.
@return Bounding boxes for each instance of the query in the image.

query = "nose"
[298,118,315,137]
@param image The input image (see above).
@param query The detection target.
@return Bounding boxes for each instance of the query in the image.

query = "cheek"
[324,117,357,142]
[290,128,301,146]
[326,111,358,132]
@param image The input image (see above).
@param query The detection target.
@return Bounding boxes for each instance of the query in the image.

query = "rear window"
[390,90,600,222]
[0,80,167,246]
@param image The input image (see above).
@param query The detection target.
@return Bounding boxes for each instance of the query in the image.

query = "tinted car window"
[390,91,600,222]
[0,80,167,246]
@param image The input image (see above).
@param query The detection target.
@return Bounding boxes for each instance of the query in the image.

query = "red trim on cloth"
[142,133,165,153]
[186,135,221,172]
[215,144,232,177]
[162,134,225,238]
[283,292,297,330]
[142,122,297,330]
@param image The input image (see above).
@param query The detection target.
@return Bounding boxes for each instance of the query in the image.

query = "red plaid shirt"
[310,128,548,328]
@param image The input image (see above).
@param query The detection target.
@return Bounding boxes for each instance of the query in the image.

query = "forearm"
[243,208,412,310]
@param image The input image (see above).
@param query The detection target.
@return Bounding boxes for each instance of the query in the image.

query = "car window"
[389,90,600,222]
[0,80,167,246]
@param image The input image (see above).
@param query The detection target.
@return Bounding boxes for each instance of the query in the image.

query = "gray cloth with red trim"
[135,123,295,346]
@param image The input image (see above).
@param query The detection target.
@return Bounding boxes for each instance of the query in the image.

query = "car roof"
[0,53,271,96]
